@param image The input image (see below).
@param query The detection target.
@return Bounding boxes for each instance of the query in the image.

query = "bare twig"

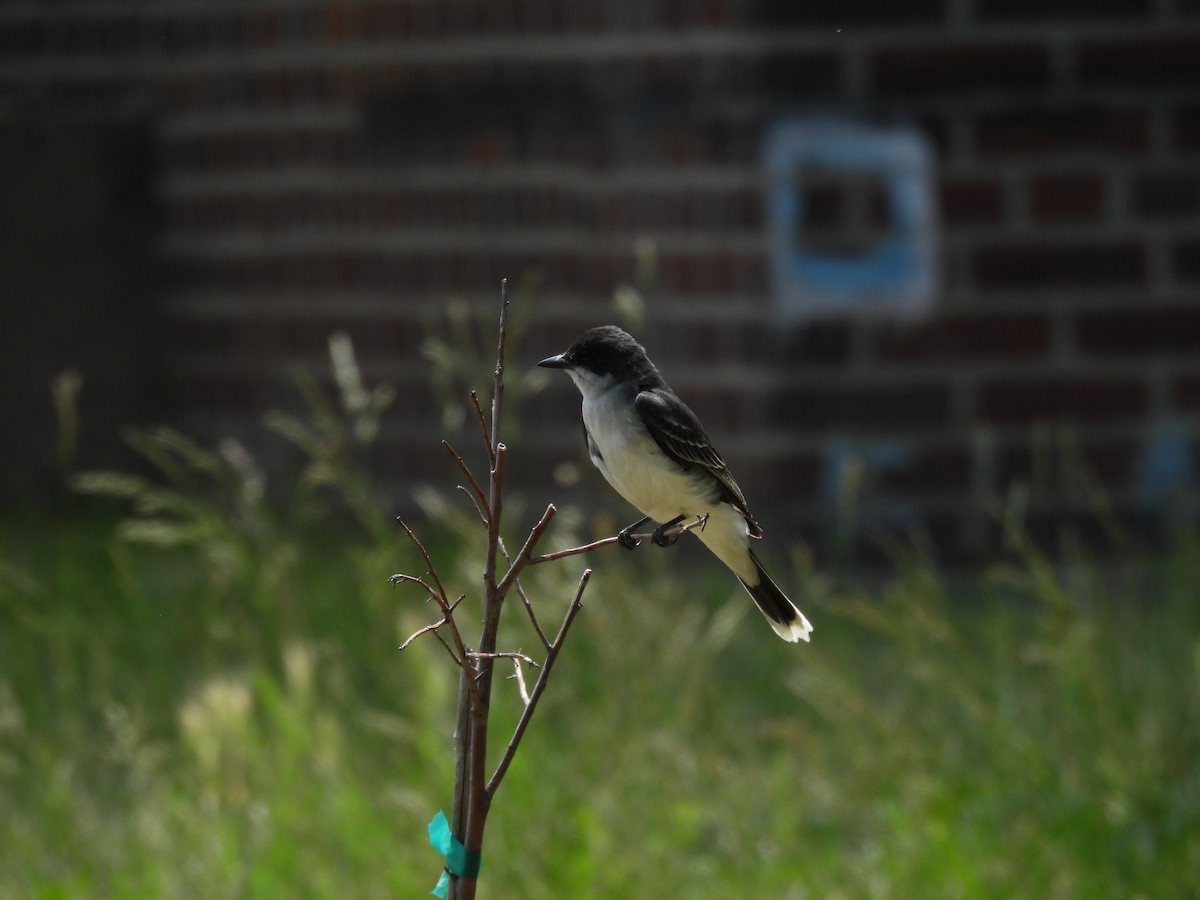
[489,278,507,457]
[486,569,591,798]
[470,390,494,467]
[497,536,551,650]
[511,658,531,706]
[514,581,551,650]
[394,519,453,604]
[443,440,490,521]
[467,651,541,669]
[496,503,558,595]
[387,572,440,601]
[392,521,480,711]
[399,618,467,668]
[399,617,448,651]
[434,630,461,665]
[398,594,466,651]
[457,484,489,526]
[528,535,620,564]
[528,514,709,565]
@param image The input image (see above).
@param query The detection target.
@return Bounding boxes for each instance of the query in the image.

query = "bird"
[538,325,812,643]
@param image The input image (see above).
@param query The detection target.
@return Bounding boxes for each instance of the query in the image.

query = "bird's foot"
[650,526,679,547]
[650,515,688,547]
[617,526,642,551]
[617,516,649,551]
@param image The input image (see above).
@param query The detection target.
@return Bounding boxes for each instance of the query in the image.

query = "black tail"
[737,551,813,643]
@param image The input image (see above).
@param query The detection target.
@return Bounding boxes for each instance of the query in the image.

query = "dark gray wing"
[634,388,763,536]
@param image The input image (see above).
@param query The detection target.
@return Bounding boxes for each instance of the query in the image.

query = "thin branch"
[399,619,465,671]
[443,440,490,521]
[514,580,551,650]
[510,658,531,706]
[387,572,439,602]
[433,629,461,665]
[489,278,508,459]
[456,484,488,526]
[496,503,558,596]
[399,617,448,651]
[486,568,591,799]
[528,535,621,564]
[393,520,481,711]
[497,536,551,651]
[470,390,494,467]
[467,651,541,669]
[395,518,453,606]
[397,594,467,651]
[527,515,710,565]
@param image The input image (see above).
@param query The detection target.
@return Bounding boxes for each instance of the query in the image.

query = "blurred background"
[2,3,1199,898]
[4,0,1199,553]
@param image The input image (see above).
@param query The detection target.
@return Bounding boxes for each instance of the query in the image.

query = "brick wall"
[3,1,1199,555]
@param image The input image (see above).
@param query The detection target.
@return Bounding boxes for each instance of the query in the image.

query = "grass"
[1,498,1197,899]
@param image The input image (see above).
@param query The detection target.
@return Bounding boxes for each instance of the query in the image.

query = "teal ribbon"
[428,811,482,897]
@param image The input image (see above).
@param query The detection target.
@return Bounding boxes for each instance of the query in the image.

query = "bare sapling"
[389,282,706,898]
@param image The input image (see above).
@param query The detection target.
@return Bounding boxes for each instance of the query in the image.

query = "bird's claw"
[650,524,680,547]
[617,528,642,551]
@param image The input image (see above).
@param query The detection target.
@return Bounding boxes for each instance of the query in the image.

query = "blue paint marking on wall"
[765,118,939,318]
[821,437,919,530]
[1135,421,1195,509]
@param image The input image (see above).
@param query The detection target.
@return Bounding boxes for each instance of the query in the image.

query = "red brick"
[1174,240,1200,281]
[662,249,725,296]
[877,445,973,493]
[761,51,843,101]
[873,314,1051,361]
[872,44,1051,96]
[738,452,823,500]
[1134,171,1200,218]
[1174,375,1200,411]
[976,0,1149,18]
[940,177,1006,225]
[1029,173,1106,221]
[0,19,42,56]
[771,384,951,431]
[667,322,758,362]
[172,374,277,412]
[1077,308,1200,355]
[997,438,1137,488]
[973,241,1146,289]
[1078,38,1200,88]
[978,378,1146,422]
[975,107,1147,157]
[757,0,945,26]
[776,323,855,367]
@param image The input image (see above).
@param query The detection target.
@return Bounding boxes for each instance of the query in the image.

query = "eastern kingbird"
[538,325,813,643]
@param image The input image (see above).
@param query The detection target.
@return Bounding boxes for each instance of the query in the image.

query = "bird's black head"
[538,325,660,384]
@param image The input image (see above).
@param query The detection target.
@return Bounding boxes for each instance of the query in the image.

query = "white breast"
[576,376,717,524]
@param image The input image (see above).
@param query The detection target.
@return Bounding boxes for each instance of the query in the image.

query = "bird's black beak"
[537,353,572,369]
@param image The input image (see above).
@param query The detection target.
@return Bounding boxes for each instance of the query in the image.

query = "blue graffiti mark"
[821,437,918,530]
[1135,421,1195,509]
[764,118,938,318]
